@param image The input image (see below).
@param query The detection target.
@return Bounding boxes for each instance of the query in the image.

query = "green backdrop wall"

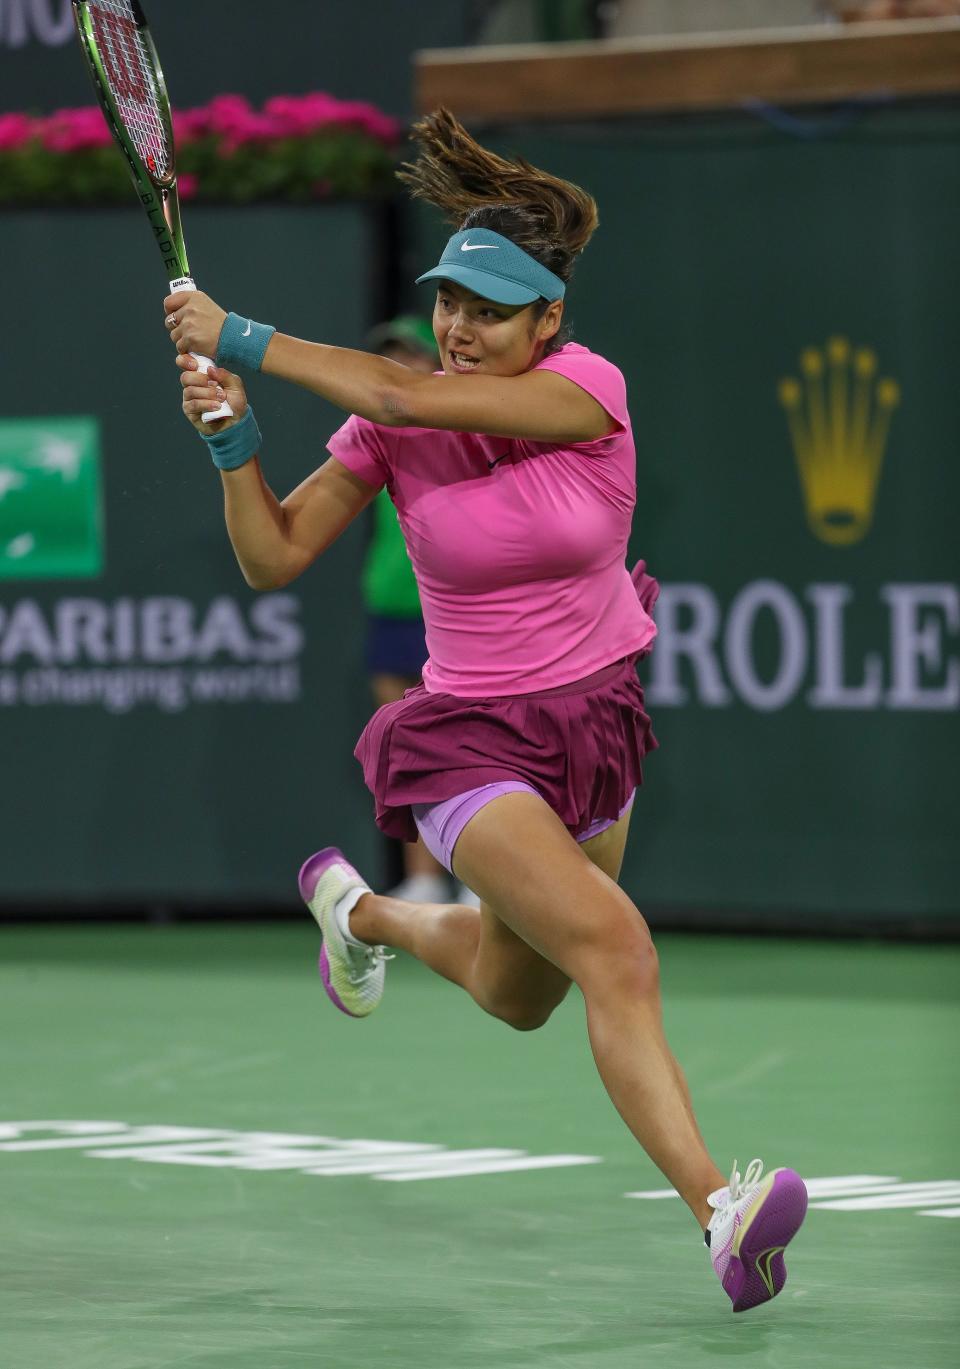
[0,206,386,904]
[1,102,958,926]
[464,103,959,926]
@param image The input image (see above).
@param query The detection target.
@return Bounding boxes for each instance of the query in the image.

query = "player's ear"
[538,299,563,343]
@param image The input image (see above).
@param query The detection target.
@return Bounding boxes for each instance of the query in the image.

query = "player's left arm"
[265,335,615,443]
[165,292,614,445]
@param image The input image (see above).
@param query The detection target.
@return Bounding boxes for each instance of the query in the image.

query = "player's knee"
[478,986,568,1032]
[576,902,659,1000]
[493,1001,555,1032]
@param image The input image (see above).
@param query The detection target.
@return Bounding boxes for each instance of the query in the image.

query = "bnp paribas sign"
[0,417,103,579]
[0,416,305,713]
[646,337,958,714]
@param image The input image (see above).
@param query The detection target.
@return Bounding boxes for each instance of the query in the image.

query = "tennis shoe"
[297,847,391,1019]
[706,1159,807,1313]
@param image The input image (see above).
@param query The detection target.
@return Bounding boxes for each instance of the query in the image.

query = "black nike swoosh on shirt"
[487,451,510,470]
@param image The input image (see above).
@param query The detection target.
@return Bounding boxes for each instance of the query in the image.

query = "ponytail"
[398,108,599,286]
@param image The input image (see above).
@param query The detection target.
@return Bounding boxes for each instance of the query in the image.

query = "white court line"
[378,1154,603,1182]
[625,1175,896,1201]
[625,1175,960,1216]
[812,1184,960,1211]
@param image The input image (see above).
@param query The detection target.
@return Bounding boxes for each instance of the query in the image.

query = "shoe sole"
[724,1168,808,1313]
[298,847,364,1019]
[318,943,358,1018]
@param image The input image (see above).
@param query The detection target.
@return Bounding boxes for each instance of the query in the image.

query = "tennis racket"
[72,0,231,422]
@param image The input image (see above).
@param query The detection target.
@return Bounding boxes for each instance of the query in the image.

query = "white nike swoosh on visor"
[460,241,499,251]
[242,320,252,336]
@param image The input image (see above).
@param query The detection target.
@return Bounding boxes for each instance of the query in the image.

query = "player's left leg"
[578,812,808,1307]
[579,810,705,1141]
[447,789,727,1227]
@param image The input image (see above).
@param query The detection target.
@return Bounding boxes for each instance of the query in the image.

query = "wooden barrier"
[415,18,960,119]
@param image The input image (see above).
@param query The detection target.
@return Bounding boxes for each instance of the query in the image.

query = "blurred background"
[1,0,958,933]
[2,9,960,1369]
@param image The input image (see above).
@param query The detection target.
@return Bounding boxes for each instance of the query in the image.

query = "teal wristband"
[216,312,276,372]
[201,407,261,471]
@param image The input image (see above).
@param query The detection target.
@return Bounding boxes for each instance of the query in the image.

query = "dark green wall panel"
[3,103,959,924]
[463,107,960,921]
[0,206,383,903]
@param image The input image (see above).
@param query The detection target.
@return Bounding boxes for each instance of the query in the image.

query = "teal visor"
[415,228,566,305]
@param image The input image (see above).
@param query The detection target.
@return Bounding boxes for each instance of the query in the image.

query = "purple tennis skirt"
[354,562,660,844]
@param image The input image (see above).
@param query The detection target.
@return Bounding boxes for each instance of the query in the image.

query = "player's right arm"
[179,358,377,591]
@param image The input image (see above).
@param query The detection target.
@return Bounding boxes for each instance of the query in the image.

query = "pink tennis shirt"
[327,342,656,697]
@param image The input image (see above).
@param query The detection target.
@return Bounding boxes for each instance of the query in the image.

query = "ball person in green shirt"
[363,317,478,906]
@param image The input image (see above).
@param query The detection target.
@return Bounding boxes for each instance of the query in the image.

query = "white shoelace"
[347,945,394,985]
[728,1157,764,1202]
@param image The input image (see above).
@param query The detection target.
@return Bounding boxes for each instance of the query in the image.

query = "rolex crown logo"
[778,337,900,546]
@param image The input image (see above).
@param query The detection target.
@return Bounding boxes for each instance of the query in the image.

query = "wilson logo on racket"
[73,0,233,422]
[88,2,149,103]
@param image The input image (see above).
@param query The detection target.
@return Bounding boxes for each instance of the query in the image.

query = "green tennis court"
[2,924,957,1368]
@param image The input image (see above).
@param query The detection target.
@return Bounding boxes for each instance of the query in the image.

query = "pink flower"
[40,107,113,153]
[264,92,343,137]
[206,94,254,135]
[333,100,401,145]
[203,94,278,150]
[261,95,311,137]
[177,172,199,200]
[173,107,210,142]
[2,89,397,185]
[0,112,35,152]
[261,93,401,145]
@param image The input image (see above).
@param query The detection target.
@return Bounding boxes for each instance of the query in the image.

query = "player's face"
[433,282,562,377]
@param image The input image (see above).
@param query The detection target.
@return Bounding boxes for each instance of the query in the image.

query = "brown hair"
[399,109,598,352]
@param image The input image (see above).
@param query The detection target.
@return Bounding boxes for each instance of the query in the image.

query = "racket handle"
[169,275,234,423]
[194,351,233,422]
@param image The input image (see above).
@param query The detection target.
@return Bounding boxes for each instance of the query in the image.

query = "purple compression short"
[412,782,636,876]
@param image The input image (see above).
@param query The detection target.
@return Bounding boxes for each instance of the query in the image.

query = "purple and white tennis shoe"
[706,1159,808,1312]
[298,847,391,1018]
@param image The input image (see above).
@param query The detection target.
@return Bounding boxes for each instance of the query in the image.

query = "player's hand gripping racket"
[72,0,231,422]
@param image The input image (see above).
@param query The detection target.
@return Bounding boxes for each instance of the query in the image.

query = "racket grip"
[194,352,234,423]
[168,276,234,423]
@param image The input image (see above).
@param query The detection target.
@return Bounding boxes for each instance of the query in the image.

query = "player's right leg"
[299,782,573,1028]
[300,845,572,1030]
[298,798,633,1033]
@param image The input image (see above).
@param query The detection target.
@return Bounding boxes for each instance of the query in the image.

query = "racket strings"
[89,0,172,179]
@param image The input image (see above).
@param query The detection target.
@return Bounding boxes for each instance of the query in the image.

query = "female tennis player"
[165,109,807,1313]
